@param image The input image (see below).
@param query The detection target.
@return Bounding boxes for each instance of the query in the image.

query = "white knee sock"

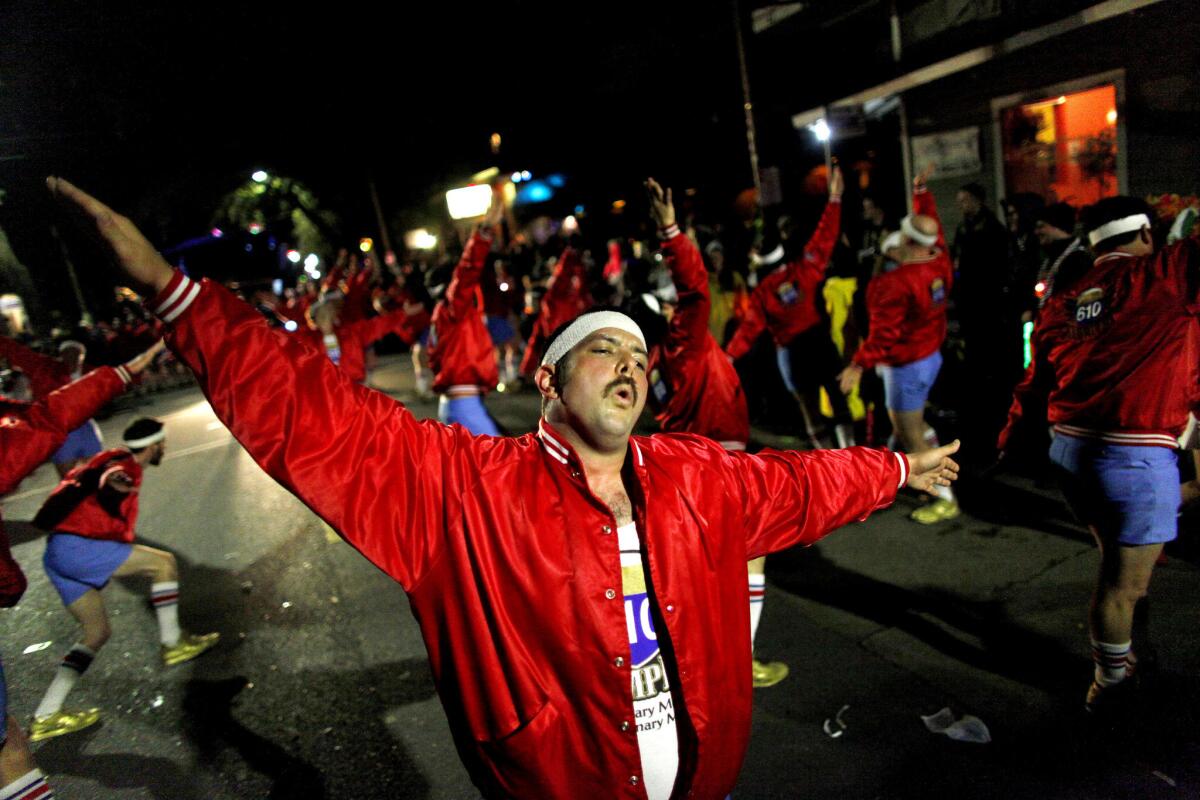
[1092,638,1132,686]
[0,769,54,800]
[748,573,766,650]
[151,582,181,646]
[35,644,94,719]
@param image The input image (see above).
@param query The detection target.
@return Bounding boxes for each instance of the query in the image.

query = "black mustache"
[604,378,638,402]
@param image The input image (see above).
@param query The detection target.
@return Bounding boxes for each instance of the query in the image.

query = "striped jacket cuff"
[658,223,681,241]
[151,271,201,324]
[895,452,909,490]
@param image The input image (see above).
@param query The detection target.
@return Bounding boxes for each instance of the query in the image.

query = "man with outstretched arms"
[839,173,959,524]
[427,196,505,434]
[641,178,787,689]
[49,177,959,800]
[0,342,160,800]
[999,197,1198,716]
[724,167,849,449]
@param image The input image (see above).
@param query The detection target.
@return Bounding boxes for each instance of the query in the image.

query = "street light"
[252,170,269,183]
[304,253,319,270]
[809,119,831,142]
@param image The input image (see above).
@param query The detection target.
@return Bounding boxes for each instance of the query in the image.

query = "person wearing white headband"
[49,176,964,799]
[31,416,219,743]
[1001,195,1196,719]
[840,176,960,524]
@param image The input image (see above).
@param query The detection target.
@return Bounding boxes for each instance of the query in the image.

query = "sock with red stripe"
[1091,638,1131,686]
[0,769,54,800]
[748,573,766,650]
[152,581,181,646]
[34,644,94,719]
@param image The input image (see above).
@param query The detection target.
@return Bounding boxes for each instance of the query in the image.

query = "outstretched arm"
[800,166,843,271]
[732,438,959,558]
[48,178,470,590]
[0,336,70,397]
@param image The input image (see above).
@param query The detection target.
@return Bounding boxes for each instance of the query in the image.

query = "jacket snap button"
[605,588,617,600]
[614,656,625,667]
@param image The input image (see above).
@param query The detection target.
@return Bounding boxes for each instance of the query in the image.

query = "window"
[998,83,1119,205]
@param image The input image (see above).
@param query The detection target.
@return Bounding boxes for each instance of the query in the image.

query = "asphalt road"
[2,356,1198,799]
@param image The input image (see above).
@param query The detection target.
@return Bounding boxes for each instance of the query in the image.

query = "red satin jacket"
[0,367,130,606]
[297,309,424,384]
[650,226,750,447]
[520,247,592,375]
[725,198,841,360]
[852,187,952,369]
[999,239,1200,451]
[45,448,143,543]
[429,231,499,394]
[0,335,78,397]
[151,268,908,798]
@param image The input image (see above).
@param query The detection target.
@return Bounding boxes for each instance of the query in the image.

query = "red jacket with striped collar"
[147,267,910,799]
[999,238,1200,451]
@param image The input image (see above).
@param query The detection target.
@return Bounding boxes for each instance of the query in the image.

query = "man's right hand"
[47,178,174,296]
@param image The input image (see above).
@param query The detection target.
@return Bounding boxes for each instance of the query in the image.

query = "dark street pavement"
[1,355,1197,799]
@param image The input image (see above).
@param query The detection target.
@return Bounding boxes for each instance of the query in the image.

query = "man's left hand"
[906,440,961,495]
[837,364,863,394]
[644,178,675,230]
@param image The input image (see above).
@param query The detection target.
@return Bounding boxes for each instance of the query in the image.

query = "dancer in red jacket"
[726,168,848,448]
[840,174,958,523]
[0,343,158,800]
[641,177,787,688]
[51,176,959,800]
[29,416,220,742]
[1000,196,1198,715]
[520,244,592,377]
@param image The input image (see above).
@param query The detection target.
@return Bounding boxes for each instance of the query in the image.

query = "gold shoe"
[29,708,101,742]
[162,631,220,666]
[910,498,960,525]
[752,658,789,688]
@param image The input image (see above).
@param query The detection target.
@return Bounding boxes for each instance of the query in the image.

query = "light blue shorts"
[1049,435,1180,546]
[437,394,500,436]
[486,316,515,346]
[878,351,943,413]
[51,420,103,465]
[43,533,133,606]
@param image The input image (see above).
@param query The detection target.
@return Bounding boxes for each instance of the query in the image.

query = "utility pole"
[731,0,762,200]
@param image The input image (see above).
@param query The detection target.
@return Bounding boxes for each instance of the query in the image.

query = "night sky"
[2,0,768,309]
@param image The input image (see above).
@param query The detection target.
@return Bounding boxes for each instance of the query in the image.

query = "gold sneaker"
[162,631,220,666]
[910,498,960,525]
[29,708,101,742]
[752,658,789,688]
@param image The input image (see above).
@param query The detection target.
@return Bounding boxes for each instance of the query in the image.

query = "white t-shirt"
[322,333,341,365]
[619,522,679,800]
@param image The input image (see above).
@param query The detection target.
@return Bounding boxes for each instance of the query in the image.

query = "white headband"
[900,215,938,247]
[880,231,904,254]
[754,244,785,267]
[1087,214,1150,246]
[124,429,165,449]
[541,311,647,367]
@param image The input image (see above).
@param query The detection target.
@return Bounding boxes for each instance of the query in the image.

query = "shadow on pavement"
[35,725,201,800]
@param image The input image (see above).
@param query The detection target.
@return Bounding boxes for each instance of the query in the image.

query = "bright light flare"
[210,227,224,238]
[1106,108,1118,125]
[252,170,269,183]
[404,229,438,250]
[562,215,579,233]
[248,222,264,235]
[304,253,319,270]
[286,249,301,264]
[446,185,493,220]
[809,118,831,142]
[359,238,374,253]
[283,320,299,332]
